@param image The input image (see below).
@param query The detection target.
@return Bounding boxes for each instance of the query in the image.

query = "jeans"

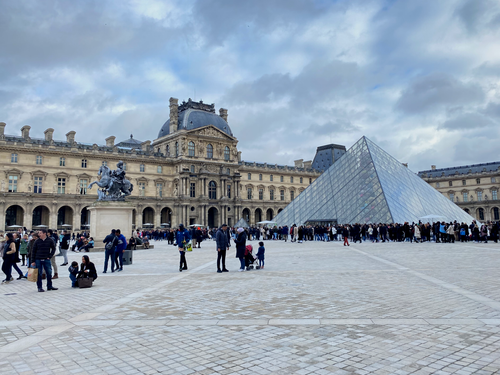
[259,259,265,268]
[238,257,245,270]
[217,249,226,271]
[69,273,77,287]
[35,259,53,289]
[12,263,23,277]
[115,249,123,270]
[104,248,115,272]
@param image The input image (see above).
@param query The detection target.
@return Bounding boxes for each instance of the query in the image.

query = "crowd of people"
[3,219,498,291]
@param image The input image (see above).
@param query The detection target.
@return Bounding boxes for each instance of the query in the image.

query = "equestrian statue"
[88,160,134,201]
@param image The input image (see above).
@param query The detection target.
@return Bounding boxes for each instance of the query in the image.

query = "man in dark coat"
[216,224,230,273]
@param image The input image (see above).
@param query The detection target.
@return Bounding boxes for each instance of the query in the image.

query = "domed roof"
[158,100,233,138]
[116,134,143,149]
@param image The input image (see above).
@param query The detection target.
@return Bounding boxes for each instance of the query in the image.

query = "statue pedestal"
[88,201,134,242]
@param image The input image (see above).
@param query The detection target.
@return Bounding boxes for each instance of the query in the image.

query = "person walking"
[216,224,230,273]
[103,229,118,273]
[31,229,58,292]
[114,229,127,272]
[176,224,190,272]
[2,233,16,283]
[11,233,27,280]
[234,227,247,272]
[47,229,59,279]
[342,226,350,246]
[60,230,71,266]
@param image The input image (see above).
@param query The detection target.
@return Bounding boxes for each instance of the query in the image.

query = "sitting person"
[68,261,79,288]
[127,237,137,250]
[80,237,94,252]
[71,237,85,252]
[77,255,98,280]
[142,236,150,249]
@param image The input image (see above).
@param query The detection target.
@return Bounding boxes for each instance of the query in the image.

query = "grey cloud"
[483,102,500,118]
[191,0,327,46]
[396,73,484,114]
[0,0,183,80]
[439,112,497,131]
[456,0,500,33]
[305,119,360,136]
[222,74,292,105]
[223,59,365,107]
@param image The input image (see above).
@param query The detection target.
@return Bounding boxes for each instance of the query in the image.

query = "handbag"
[27,267,38,282]
[78,277,93,288]
[184,242,193,252]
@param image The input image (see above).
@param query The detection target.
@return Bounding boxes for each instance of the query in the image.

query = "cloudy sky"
[1,0,500,172]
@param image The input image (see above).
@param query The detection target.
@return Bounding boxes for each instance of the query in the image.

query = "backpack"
[460,228,465,236]
[105,236,115,250]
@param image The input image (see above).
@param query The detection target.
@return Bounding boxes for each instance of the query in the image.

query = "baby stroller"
[244,245,259,270]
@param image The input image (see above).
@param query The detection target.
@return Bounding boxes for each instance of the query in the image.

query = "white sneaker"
[239,269,244,272]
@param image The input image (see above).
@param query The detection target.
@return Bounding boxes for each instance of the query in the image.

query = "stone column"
[0,200,5,232]
[49,210,58,230]
[72,207,80,232]
[155,206,161,229]
[23,204,32,230]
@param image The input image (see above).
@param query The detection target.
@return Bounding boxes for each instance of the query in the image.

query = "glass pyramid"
[274,136,476,225]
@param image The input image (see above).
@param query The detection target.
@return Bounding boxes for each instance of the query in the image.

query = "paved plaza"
[1,239,500,374]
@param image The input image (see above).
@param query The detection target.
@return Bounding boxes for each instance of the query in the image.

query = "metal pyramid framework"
[274,136,476,225]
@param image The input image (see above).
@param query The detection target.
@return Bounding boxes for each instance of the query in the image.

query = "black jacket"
[61,234,71,250]
[78,262,98,280]
[31,237,56,262]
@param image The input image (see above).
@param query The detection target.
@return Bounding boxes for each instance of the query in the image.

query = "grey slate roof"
[158,109,233,138]
[418,161,500,178]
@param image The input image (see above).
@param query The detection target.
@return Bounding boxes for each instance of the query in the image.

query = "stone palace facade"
[418,162,500,222]
[0,98,321,232]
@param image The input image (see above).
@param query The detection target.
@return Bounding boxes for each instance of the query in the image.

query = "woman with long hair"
[78,255,98,280]
[2,233,17,284]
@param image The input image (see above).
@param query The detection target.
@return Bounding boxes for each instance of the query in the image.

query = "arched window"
[494,207,499,221]
[175,142,179,157]
[207,144,213,159]
[478,208,485,221]
[188,141,195,156]
[166,145,170,156]
[208,181,217,199]
[224,146,230,161]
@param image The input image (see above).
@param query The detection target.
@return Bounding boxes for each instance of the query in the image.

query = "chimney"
[0,122,5,138]
[219,108,228,122]
[105,136,116,147]
[169,97,179,134]
[294,159,304,168]
[21,125,31,140]
[237,151,242,162]
[44,128,54,142]
[303,161,312,169]
[141,140,151,152]
[66,131,76,144]
[431,165,436,170]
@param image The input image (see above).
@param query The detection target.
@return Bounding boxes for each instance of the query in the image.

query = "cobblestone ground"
[1,239,500,374]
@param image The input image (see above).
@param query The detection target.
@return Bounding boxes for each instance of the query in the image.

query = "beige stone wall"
[0,124,320,231]
[422,171,500,222]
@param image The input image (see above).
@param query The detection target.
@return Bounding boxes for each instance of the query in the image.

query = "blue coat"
[176,229,191,247]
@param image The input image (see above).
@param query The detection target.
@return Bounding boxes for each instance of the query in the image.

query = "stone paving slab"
[1,239,500,374]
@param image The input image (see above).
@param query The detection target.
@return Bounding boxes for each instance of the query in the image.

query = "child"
[257,241,265,269]
[68,261,79,288]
